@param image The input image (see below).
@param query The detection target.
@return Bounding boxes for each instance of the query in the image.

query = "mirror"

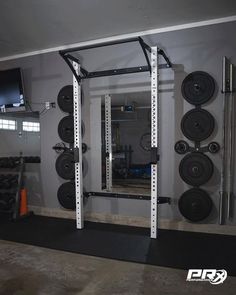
[101,91,151,195]
[0,112,40,158]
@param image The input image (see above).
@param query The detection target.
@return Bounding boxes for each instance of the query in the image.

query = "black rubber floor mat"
[0,215,235,276]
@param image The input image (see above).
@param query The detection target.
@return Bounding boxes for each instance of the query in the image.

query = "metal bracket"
[150,147,160,164]
[84,191,171,203]
[74,147,80,163]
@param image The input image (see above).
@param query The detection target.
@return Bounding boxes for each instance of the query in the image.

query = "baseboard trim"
[28,205,236,236]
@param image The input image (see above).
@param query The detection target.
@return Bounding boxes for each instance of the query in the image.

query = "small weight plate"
[179,152,213,186]
[57,85,73,113]
[178,188,212,222]
[57,182,76,210]
[56,152,75,180]
[208,142,220,154]
[58,115,74,143]
[181,109,214,142]
[181,71,215,105]
[174,140,189,154]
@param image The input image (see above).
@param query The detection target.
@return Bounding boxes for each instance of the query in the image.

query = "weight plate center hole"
[194,83,200,92]
[192,166,199,174]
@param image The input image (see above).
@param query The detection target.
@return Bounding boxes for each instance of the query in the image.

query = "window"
[22,121,40,132]
[0,119,17,130]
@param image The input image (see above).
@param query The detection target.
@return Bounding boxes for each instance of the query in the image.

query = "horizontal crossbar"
[85,192,171,203]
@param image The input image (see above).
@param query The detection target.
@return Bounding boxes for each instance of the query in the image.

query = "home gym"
[0,1,236,294]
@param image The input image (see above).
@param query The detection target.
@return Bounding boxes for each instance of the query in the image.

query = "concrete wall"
[0,21,236,227]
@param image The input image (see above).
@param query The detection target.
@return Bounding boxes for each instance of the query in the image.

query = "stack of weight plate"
[56,85,87,210]
[175,71,219,222]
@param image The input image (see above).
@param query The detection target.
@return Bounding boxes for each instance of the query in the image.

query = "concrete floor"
[0,240,235,295]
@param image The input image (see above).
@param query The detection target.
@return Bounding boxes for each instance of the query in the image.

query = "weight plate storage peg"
[57,85,73,113]
[178,188,212,222]
[57,182,76,209]
[181,71,215,105]
[179,152,214,186]
[58,115,74,143]
[174,140,189,154]
[56,152,75,180]
[181,109,214,142]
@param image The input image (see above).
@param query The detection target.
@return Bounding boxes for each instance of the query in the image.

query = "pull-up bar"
[59,36,172,83]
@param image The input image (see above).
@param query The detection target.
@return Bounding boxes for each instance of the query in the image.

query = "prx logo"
[187,269,227,284]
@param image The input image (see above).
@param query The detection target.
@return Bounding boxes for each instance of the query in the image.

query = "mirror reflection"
[102,91,151,195]
[0,112,40,158]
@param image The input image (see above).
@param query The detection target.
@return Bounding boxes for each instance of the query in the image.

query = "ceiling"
[0,0,236,59]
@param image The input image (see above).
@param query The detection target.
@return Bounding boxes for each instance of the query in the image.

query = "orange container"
[20,188,28,216]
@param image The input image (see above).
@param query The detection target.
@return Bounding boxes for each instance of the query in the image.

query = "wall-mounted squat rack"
[59,37,172,238]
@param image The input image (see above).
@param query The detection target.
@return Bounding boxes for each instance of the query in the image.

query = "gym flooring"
[0,215,236,275]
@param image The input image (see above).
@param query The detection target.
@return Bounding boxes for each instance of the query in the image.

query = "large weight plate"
[179,152,213,186]
[181,109,214,142]
[58,116,85,143]
[57,85,84,113]
[57,85,73,113]
[58,115,74,143]
[57,182,76,209]
[56,152,75,179]
[178,188,212,222]
[82,156,88,177]
[56,152,86,180]
[181,71,215,105]
[81,120,85,138]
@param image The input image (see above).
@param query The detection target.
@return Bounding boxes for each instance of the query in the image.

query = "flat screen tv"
[0,68,25,112]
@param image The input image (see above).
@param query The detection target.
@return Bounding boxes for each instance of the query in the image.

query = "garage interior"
[0,1,236,294]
